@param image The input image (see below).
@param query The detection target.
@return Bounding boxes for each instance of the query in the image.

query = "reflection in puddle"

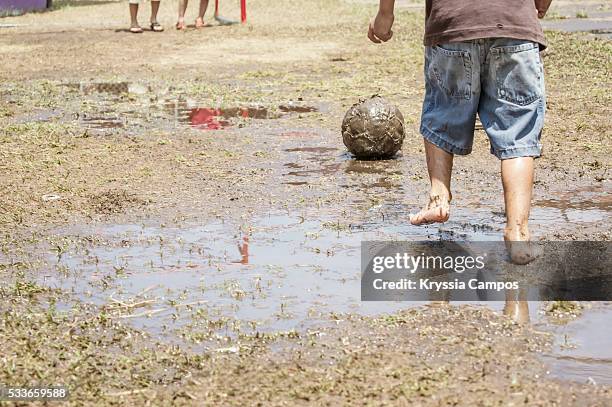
[188,108,231,130]
[279,104,318,113]
[161,99,321,131]
[533,185,611,224]
[345,160,400,175]
[165,100,280,131]
[80,115,123,130]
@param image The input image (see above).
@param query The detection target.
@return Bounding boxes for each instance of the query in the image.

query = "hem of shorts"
[492,144,542,160]
[423,27,547,50]
[420,126,472,156]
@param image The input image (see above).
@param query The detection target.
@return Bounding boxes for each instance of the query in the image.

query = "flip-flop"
[129,26,143,34]
[150,22,164,32]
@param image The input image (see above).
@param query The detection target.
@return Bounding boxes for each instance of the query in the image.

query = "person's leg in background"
[177,0,188,29]
[129,0,142,33]
[195,0,210,28]
[150,0,163,31]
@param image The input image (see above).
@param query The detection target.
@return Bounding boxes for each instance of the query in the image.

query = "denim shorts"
[420,38,545,159]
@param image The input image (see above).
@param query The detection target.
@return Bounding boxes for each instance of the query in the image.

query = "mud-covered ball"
[341,95,405,159]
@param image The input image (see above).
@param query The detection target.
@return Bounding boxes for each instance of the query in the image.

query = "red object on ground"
[214,0,246,23]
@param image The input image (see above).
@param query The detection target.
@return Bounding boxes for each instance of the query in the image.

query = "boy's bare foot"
[176,19,186,30]
[409,194,451,225]
[504,226,541,265]
[195,17,205,28]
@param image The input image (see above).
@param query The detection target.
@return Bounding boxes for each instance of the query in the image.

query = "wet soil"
[0,0,611,405]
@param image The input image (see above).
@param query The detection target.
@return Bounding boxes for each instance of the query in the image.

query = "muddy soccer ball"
[341,95,405,159]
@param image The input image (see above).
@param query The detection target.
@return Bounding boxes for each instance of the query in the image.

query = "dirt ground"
[0,0,611,405]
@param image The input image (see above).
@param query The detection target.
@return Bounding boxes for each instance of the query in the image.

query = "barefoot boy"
[369,0,552,251]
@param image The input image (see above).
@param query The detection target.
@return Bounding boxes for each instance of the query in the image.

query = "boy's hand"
[368,11,394,43]
[535,0,553,18]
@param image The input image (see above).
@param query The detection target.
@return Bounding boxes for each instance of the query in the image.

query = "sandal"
[130,26,143,34]
[150,22,164,32]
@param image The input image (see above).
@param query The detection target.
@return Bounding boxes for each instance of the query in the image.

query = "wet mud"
[0,0,611,404]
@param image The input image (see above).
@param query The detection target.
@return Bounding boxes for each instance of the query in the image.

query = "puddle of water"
[14,109,63,124]
[540,306,612,385]
[38,192,612,382]
[282,146,343,178]
[533,184,611,225]
[278,131,320,138]
[41,207,505,335]
[285,147,338,154]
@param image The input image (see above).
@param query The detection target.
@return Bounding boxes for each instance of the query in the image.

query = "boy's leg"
[409,140,453,225]
[196,0,209,27]
[414,42,480,225]
[502,156,541,264]
[479,38,545,262]
[502,156,534,241]
[177,0,188,29]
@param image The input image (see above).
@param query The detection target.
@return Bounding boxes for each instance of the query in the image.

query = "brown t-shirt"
[424,0,546,48]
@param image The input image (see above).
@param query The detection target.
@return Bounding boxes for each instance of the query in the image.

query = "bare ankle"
[428,192,451,207]
[504,224,530,242]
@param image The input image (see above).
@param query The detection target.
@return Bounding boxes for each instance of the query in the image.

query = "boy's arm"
[368,0,395,44]
[535,0,553,18]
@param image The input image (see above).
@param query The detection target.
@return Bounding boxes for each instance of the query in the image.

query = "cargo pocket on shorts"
[427,45,472,100]
[492,43,542,106]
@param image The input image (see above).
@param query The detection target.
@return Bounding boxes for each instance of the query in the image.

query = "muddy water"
[31,84,612,382]
[44,213,438,333]
[539,305,612,385]
[40,198,612,382]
